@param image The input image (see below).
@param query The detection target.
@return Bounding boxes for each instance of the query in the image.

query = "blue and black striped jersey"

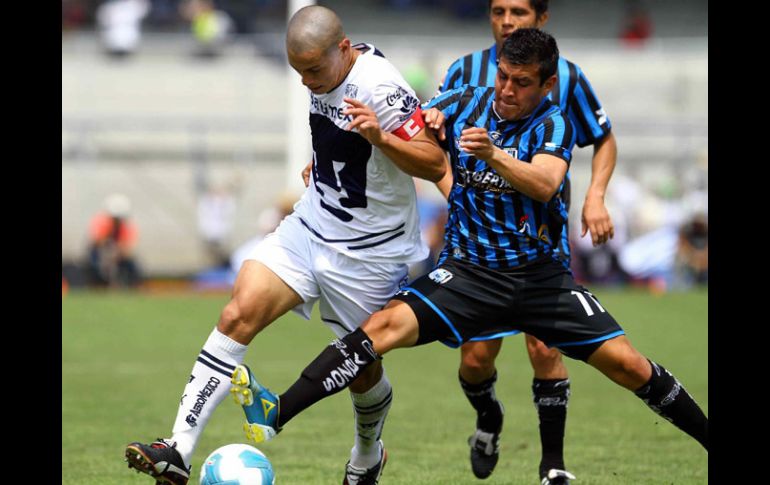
[425,86,576,269]
[438,44,611,266]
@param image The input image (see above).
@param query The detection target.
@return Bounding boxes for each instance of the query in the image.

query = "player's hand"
[422,108,446,141]
[301,159,312,187]
[581,193,614,246]
[459,127,496,160]
[343,97,384,146]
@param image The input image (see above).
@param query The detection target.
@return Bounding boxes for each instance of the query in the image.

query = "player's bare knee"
[528,343,562,366]
[461,347,496,374]
[362,309,398,339]
[217,298,263,337]
[620,352,652,384]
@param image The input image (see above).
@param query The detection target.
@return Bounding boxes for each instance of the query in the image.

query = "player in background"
[124,6,445,485]
[434,1,617,482]
[231,30,707,484]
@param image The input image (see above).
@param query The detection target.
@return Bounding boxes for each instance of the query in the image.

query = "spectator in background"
[86,193,141,288]
[674,212,707,287]
[197,183,237,268]
[180,0,234,57]
[619,0,652,46]
[96,0,150,58]
[62,0,88,31]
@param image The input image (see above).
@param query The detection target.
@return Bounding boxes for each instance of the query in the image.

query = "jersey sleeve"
[532,111,576,166]
[439,57,464,93]
[370,82,425,141]
[567,64,612,147]
[423,86,468,124]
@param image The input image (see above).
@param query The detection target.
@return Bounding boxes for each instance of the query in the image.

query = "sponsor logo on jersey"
[345,83,359,98]
[455,165,517,194]
[386,86,409,106]
[311,94,353,122]
[429,268,454,284]
[185,376,222,427]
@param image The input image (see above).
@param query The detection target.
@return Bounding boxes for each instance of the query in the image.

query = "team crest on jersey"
[489,131,502,145]
[502,147,518,158]
[429,268,454,285]
[345,84,359,99]
[397,95,420,122]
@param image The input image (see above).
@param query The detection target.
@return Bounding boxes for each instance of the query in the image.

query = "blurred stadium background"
[62,0,707,290]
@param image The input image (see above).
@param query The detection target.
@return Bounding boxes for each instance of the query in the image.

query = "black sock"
[459,371,503,432]
[532,378,570,478]
[278,327,379,427]
[634,360,708,451]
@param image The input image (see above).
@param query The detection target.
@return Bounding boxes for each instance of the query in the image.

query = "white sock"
[349,372,392,469]
[170,328,248,467]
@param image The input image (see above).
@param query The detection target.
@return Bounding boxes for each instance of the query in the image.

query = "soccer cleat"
[231,364,281,443]
[468,400,504,479]
[125,438,190,485]
[342,441,388,485]
[540,468,576,485]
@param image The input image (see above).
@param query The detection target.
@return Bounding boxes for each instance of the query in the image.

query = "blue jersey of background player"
[439,16,614,265]
[426,85,574,269]
[428,1,619,483]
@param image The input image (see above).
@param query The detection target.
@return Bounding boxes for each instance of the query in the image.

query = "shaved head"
[286,6,345,55]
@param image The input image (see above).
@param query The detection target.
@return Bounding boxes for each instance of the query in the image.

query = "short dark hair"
[499,28,559,85]
[488,0,550,19]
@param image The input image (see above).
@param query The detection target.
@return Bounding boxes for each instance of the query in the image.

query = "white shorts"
[244,213,409,338]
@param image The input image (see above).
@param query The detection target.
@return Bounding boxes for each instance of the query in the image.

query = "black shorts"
[392,256,625,361]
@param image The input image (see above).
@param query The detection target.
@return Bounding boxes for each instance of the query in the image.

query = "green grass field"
[62,287,707,484]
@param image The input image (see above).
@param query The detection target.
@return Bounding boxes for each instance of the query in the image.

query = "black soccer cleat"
[125,438,191,485]
[468,400,504,479]
[540,468,576,485]
[342,440,388,485]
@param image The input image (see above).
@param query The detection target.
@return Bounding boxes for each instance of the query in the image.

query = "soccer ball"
[199,443,275,485]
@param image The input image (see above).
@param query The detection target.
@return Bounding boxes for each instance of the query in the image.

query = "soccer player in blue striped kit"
[231,28,708,484]
[436,1,617,482]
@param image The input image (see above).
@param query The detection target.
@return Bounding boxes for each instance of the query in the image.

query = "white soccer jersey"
[292,43,429,264]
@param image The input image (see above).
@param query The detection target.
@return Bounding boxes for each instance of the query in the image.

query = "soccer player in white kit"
[125,6,446,485]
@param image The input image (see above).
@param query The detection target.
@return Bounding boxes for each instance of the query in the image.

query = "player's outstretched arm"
[582,131,617,246]
[344,97,446,182]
